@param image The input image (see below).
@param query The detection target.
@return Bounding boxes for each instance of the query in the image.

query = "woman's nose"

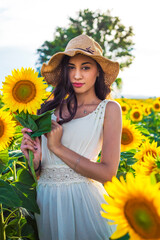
[74,69,82,80]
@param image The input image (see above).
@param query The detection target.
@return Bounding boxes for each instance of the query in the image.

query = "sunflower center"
[133,111,140,119]
[0,119,4,137]
[122,106,127,112]
[121,128,133,145]
[155,103,160,110]
[124,199,160,238]
[12,80,36,103]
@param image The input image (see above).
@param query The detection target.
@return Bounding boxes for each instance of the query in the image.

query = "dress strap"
[93,99,110,121]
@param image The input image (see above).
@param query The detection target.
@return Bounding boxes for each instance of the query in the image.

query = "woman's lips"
[72,83,84,88]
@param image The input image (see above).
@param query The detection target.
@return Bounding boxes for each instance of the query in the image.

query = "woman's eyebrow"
[68,62,92,65]
[81,62,92,65]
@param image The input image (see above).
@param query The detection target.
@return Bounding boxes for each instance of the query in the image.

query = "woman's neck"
[76,92,100,107]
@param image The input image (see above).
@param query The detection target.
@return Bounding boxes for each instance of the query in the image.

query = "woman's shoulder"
[104,99,122,118]
[106,99,121,108]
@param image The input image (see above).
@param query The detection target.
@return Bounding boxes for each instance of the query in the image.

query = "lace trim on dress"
[38,166,90,186]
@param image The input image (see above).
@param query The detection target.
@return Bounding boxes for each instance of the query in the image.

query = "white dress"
[35,99,116,240]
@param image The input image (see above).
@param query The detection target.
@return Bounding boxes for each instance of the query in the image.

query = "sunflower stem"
[28,150,37,184]
[4,208,19,227]
[17,209,22,237]
[25,156,29,169]
[0,204,6,240]
[13,161,17,181]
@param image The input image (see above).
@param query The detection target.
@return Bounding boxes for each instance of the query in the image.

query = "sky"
[0,0,160,98]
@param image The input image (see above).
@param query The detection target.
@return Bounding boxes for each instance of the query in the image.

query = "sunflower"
[133,154,160,177]
[101,173,160,240]
[121,118,143,152]
[134,140,160,162]
[130,108,143,122]
[1,67,47,114]
[44,91,54,101]
[153,100,160,112]
[120,102,130,115]
[0,109,16,151]
[143,104,152,116]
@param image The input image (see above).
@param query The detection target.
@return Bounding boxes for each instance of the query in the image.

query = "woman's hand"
[45,119,63,154]
[20,128,41,169]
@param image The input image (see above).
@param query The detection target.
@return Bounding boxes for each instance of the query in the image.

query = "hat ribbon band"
[75,47,94,54]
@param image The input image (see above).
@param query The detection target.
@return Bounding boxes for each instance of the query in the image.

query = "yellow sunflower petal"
[110,224,128,239]
[0,109,16,151]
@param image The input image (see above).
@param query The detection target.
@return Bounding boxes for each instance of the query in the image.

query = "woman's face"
[68,54,99,95]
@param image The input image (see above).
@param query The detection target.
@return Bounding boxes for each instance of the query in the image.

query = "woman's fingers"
[44,120,62,139]
[21,140,39,159]
[23,138,35,148]
[21,128,38,155]
[21,128,32,134]
[20,144,31,160]
[21,128,35,144]
[21,141,36,153]
[23,134,35,145]
[21,129,42,165]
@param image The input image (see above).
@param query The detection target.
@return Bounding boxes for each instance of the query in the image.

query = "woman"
[21,34,122,240]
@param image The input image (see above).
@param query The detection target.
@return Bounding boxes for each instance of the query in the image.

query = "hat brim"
[41,49,119,86]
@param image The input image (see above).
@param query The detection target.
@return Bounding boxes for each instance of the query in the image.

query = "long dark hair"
[37,55,111,124]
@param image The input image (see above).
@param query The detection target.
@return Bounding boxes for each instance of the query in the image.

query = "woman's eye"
[82,66,90,70]
[68,66,74,70]
[68,66,90,70]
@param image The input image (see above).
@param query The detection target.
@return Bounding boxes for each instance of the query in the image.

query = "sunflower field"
[0,68,49,240]
[1,68,160,239]
[101,97,160,240]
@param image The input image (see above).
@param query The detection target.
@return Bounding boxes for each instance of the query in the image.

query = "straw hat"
[41,34,119,86]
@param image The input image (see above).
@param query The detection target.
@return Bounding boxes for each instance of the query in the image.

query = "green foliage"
[0,148,39,239]
[0,180,22,207]
[115,77,123,90]
[36,9,135,88]
[0,93,4,109]
[117,150,136,180]
[14,109,54,138]
[110,233,130,240]
[140,111,160,145]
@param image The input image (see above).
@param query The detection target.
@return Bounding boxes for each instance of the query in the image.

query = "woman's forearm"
[51,144,117,184]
